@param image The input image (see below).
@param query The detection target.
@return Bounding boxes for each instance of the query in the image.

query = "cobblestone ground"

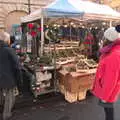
[1,93,120,120]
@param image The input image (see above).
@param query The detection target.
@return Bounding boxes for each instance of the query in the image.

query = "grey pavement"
[1,94,120,120]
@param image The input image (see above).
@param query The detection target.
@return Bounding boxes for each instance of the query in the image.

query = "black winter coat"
[0,40,20,89]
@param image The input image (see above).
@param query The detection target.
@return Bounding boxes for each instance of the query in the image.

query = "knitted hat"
[104,25,120,42]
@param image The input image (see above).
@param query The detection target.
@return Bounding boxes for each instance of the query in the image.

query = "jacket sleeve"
[7,48,19,69]
[7,48,22,91]
[101,55,120,101]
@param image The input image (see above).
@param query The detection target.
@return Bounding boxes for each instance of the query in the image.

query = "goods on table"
[56,58,68,65]
[39,56,52,65]
[36,71,52,82]
[58,50,67,57]
[43,42,98,103]
[64,66,76,72]
[31,67,55,97]
[76,59,97,72]
[74,55,85,62]
[84,59,98,68]
[56,50,97,103]
[76,61,89,70]
[65,49,75,57]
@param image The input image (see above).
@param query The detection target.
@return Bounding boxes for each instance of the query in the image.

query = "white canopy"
[70,0,120,16]
[21,9,42,23]
[70,0,120,20]
[21,0,120,23]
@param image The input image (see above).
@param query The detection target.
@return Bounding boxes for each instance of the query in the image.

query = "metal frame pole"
[28,0,31,14]
[110,21,112,27]
[41,16,44,56]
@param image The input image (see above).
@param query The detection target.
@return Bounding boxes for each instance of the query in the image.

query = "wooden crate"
[64,71,95,93]
[57,70,68,86]
[65,91,78,103]
[64,89,88,102]
[78,90,87,101]
[59,84,65,95]
[58,69,96,103]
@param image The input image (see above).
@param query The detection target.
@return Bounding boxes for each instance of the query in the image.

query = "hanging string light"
[73,25,76,28]
[90,27,92,30]
[102,28,105,31]
[57,25,60,27]
[53,24,57,27]
[82,26,85,28]
[64,25,68,28]
[80,23,82,25]
[102,22,106,25]
[70,22,74,25]
[95,26,98,29]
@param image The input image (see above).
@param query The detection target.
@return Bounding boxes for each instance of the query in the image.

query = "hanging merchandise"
[27,22,41,58]
[90,28,102,60]
[27,23,34,29]
[45,29,52,44]
[30,31,37,37]
[84,31,95,57]
[38,27,42,31]
[44,26,60,44]
[84,32,94,44]
[78,27,87,45]
[96,29,105,49]
[26,32,32,53]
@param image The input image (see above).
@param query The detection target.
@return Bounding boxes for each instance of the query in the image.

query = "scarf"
[100,39,120,54]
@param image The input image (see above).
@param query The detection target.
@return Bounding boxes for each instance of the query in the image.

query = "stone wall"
[0,0,53,29]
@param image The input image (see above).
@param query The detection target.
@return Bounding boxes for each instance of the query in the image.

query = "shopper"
[92,25,120,120]
[0,28,20,120]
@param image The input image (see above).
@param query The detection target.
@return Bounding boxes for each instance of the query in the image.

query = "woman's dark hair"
[103,40,113,47]
[10,36,15,44]
[115,25,120,33]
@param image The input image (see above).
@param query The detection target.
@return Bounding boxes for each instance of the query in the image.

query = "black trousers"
[98,99,114,120]
[104,107,114,120]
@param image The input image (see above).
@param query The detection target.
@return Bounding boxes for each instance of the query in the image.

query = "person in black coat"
[0,38,20,120]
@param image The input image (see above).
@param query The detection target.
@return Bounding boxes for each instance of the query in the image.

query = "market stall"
[20,0,84,99]
[20,0,120,103]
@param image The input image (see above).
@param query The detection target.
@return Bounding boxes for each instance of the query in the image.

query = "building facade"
[0,0,53,31]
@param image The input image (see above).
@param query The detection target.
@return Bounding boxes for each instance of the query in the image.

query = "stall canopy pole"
[109,21,112,27]
[70,23,72,41]
[41,16,44,56]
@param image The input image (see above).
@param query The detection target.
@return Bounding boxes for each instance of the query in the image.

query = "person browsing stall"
[92,25,120,120]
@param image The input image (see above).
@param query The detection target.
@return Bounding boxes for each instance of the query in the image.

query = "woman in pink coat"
[92,25,120,120]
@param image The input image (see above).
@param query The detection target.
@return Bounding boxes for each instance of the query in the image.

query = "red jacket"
[92,41,120,103]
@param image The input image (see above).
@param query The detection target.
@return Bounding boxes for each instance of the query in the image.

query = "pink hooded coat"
[92,39,120,103]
